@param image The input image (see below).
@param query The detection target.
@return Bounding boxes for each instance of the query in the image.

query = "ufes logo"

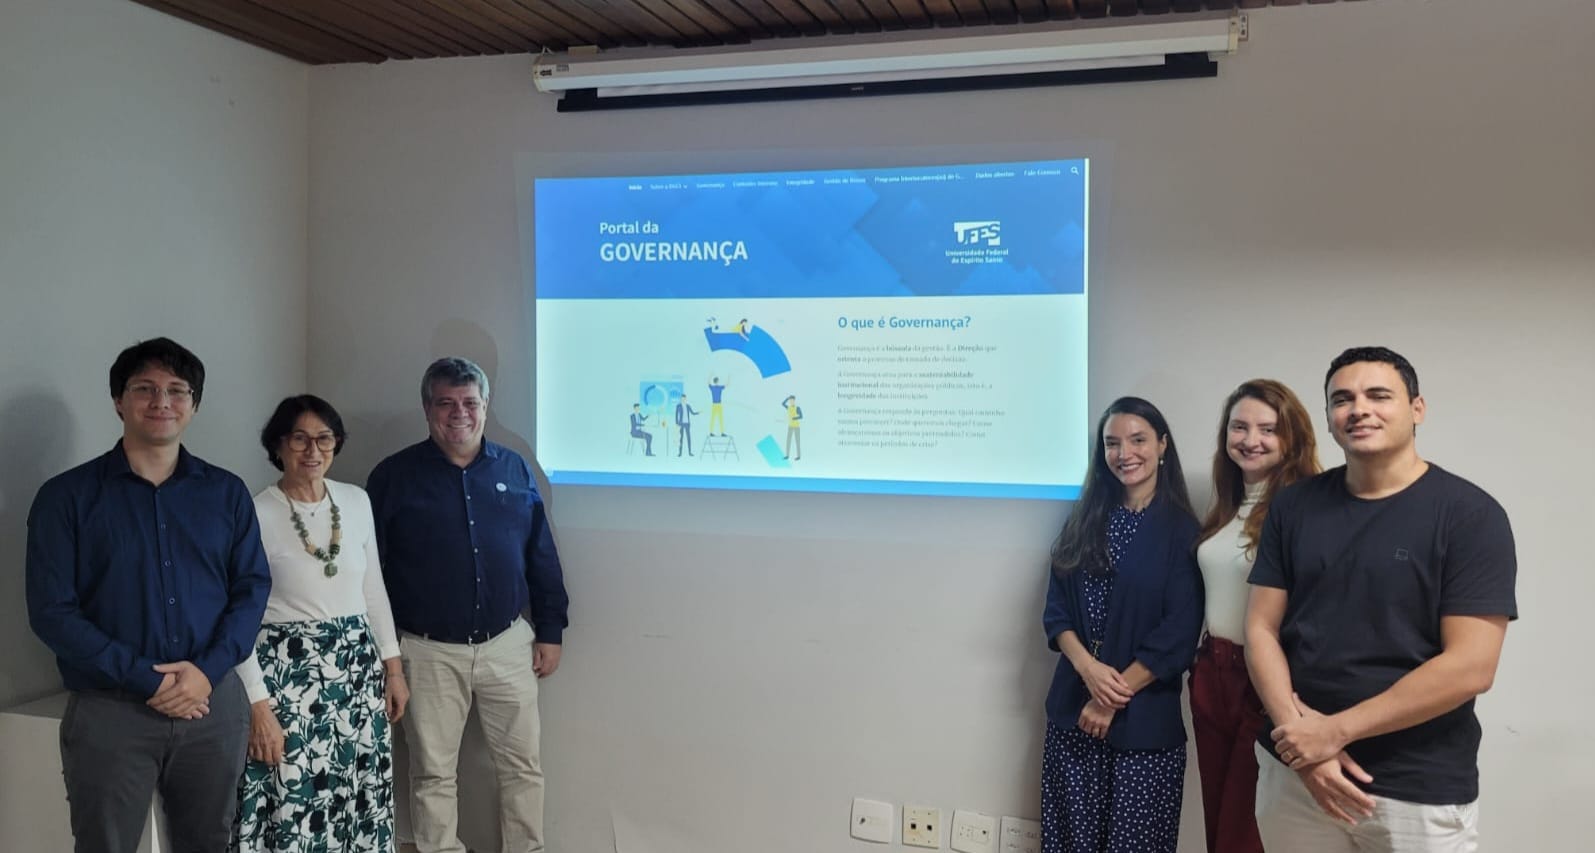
[953,220,1002,247]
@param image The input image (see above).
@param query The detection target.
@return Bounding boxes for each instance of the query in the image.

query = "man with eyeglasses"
[367,356,569,853]
[25,336,272,852]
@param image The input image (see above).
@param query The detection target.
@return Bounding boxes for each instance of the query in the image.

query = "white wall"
[295,1,1591,851]
[0,0,309,707]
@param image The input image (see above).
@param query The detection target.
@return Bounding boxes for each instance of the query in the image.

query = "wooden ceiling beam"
[542,0,653,46]
[950,0,992,26]
[657,0,747,43]
[495,0,612,48]
[884,0,935,30]
[373,0,500,54]
[755,0,831,37]
[984,0,1022,26]
[821,0,886,32]
[695,0,780,41]
[478,0,586,49]
[921,0,966,27]
[135,0,388,63]
[253,0,430,59]
[124,0,1338,65]
[1043,0,1078,20]
[558,0,692,45]
[790,0,860,35]
[853,0,909,31]
[1012,0,1049,22]
[595,0,716,44]
[130,0,325,62]
[1076,0,1108,18]
[406,0,532,53]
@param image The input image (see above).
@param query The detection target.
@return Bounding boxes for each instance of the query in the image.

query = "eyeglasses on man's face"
[286,432,337,452]
[124,382,195,404]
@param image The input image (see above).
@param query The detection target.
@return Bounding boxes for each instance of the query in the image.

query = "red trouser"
[1189,636,1267,853]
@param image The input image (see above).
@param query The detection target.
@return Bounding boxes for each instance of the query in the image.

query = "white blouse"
[235,479,400,703]
[1195,481,1266,644]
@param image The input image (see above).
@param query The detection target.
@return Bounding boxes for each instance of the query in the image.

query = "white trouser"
[1254,743,1478,853]
[402,618,544,853]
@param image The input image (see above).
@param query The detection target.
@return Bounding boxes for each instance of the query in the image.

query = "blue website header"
[534,159,1087,300]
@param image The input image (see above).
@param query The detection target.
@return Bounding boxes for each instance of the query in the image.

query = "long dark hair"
[1051,397,1192,577]
[1197,380,1320,555]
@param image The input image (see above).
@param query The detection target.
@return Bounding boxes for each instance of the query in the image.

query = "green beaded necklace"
[287,488,342,577]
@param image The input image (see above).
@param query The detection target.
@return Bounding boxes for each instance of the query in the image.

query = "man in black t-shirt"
[1245,346,1516,852]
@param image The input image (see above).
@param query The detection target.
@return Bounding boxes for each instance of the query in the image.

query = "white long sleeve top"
[1195,481,1266,644]
[235,479,400,703]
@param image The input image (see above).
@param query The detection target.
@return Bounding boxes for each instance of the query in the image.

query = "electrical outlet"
[950,810,996,853]
[850,798,893,844]
[903,804,942,849]
[999,816,1042,853]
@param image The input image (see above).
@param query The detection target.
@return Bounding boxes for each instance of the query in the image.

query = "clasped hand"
[1278,694,1376,825]
[1272,692,1349,769]
[146,661,212,720]
[1077,698,1116,739]
[1076,659,1132,710]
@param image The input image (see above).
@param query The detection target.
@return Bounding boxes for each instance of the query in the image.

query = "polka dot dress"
[1040,505,1187,853]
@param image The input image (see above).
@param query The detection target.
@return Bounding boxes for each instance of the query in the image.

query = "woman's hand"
[247,700,286,765]
[1075,659,1133,710]
[384,660,409,723]
[1078,698,1117,739]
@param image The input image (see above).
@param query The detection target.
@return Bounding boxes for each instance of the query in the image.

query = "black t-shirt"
[1249,464,1517,805]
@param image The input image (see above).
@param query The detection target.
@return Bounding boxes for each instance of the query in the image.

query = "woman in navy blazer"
[1041,397,1204,853]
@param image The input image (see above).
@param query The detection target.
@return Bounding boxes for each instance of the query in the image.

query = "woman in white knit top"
[1191,380,1320,853]
[231,396,408,852]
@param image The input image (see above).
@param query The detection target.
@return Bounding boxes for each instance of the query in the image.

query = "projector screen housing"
[534,15,1240,111]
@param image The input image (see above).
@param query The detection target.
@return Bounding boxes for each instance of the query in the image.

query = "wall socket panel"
[903,804,942,849]
[850,798,893,844]
[950,810,996,853]
[998,816,1042,853]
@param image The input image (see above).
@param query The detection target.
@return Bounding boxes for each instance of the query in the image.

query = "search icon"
[1070,166,1080,175]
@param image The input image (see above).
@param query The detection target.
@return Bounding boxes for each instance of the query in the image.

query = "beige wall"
[0,0,309,705]
[3,0,1589,850]
[306,2,1593,850]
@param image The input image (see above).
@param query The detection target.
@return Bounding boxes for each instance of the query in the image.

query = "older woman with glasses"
[231,395,408,853]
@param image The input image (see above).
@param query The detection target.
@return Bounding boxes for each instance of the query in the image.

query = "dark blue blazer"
[1042,496,1204,750]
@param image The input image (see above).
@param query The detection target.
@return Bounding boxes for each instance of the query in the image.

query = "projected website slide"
[533,159,1088,499]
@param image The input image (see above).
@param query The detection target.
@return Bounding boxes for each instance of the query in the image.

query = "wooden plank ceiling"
[128,0,1349,65]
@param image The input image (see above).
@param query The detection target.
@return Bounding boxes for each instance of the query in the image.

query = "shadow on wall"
[336,318,536,488]
[324,320,533,852]
[0,390,81,706]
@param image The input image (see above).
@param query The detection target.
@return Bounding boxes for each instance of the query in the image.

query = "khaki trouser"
[1254,743,1479,853]
[402,618,544,853]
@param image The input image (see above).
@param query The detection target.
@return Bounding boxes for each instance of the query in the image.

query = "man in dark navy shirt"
[1246,347,1516,852]
[368,356,569,853]
[26,337,271,853]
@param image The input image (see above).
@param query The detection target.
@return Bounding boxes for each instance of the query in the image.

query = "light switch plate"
[950,810,996,853]
[999,816,1042,853]
[850,798,893,844]
[903,804,942,849]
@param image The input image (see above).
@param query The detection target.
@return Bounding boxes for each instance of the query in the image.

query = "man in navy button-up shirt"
[368,356,568,853]
[25,337,271,852]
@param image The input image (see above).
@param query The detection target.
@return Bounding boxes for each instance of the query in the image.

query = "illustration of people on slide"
[629,403,655,456]
[782,395,802,461]
[674,394,700,457]
[707,376,728,436]
[736,318,750,340]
